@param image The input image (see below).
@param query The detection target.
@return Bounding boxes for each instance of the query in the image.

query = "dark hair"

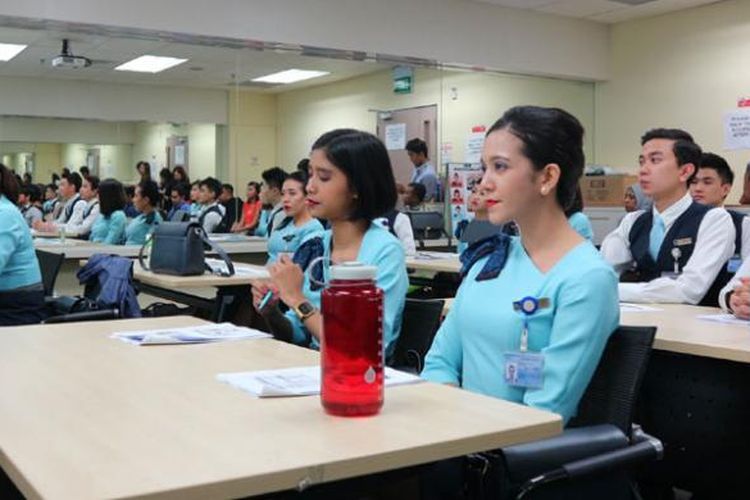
[191,179,201,188]
[23,184,42,203]
[297,158,310,173]
[246,181,261,202]
[45,183,56,195]
[159,168,171,182]
[22,172,32,184]
[171,182,190,200]
[136,161,152,180]
[487,105,585,211]
[641,128,702,184]
[285,171,309,194]
[51,173,60,183]
[62,171,82,192]
[199,177,221,199]
[261,167,288,191]
[84,175,100,191]
[98,179,126,216]
[137,180,160,207]
[311,129,398,221]
[124,185,135,198]
[79,166,90,177]
[0,164,19,204]
[221,183,234,194]
[699,152,734,185]
[406,138,428,157]
[564,186,584,217]
[62,167,71,177]
[173,166,189,184]
[408,182,426,203]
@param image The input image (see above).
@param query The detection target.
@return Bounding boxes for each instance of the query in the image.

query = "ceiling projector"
[51,39,91,69]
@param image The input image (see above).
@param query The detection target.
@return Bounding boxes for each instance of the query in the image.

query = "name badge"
[728,256,742,273]
[673,237,693,247]
[504,352,545,389]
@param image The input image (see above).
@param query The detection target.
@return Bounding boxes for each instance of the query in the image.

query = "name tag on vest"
[673,237,693,247]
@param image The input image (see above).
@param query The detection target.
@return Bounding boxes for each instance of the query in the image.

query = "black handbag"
[138,222,235,276]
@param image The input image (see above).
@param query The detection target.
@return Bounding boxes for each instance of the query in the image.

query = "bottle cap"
[330,261,377,281]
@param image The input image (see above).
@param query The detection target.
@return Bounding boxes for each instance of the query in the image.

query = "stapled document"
[112,322,271,345]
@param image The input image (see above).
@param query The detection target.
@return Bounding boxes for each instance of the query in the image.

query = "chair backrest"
[460,219,501,244]
[389,298,445,372]
[407,211,447,240]
[35,249,65,297]
[568,325,657,435]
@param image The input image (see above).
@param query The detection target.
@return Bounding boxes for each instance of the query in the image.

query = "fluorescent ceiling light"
[252,69,330,84]
[0,43,27,61]
[115,55,188,73]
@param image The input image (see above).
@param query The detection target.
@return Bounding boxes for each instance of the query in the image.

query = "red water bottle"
[321,262,384,416]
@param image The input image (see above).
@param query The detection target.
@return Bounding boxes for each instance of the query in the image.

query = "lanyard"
[512,296,550,352]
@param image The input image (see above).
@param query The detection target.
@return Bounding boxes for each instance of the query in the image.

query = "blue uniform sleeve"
[0,213,21,275]
[373,239,408,357]
[105,212,127,245]
[523,266,619,423]
[421,278,468,385]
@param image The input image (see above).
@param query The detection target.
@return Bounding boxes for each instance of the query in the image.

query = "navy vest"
[628,202,731,307]
[728,209,744,257]
[64,195,85,221]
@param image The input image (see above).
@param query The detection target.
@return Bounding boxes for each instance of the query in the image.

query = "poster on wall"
[385,123,407,150]
[724,109,750,150]
[446,162,483,234]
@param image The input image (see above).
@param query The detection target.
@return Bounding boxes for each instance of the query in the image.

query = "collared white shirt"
[600,192,735,304]
[54,194,86,228]
[737,215,750,261]
[376,212,417,257]
[718,215,750,312]
[199,201,226,234]
[64,199,100,236]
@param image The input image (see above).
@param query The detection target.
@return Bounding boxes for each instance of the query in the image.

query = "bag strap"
[198,226,235,276]
[137,234,152,271]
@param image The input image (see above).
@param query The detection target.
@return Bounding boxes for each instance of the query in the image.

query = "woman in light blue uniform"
[266,171,324,264]
[566,187,594,241]
[90,179,128,245]
[125,180,163,246]
[423,107,619,423]
[0,164,46,325]
[251,129,408,358]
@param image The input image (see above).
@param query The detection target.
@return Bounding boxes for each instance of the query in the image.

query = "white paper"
[724,109,750,150]
[619,303,663,313]
[217,366,423,398]
[112,322,271,345]
[205,258,270,279]
[385,123,407,150]
[465,132,485,163]
[174,144,186,165]
[696,313,750,326]
[414,251,459,260]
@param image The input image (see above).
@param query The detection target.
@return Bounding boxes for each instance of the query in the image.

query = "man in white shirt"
[377,209,417,256]
[690,152,750,262]
[33,172,87,232]
[256,166,288,237]
[403,138,439,202]
[600,128,735,305]
[64,175,100,238]
[197,177,226,234]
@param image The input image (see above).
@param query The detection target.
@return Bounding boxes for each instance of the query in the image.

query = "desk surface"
[0,317,561,499]
[34,236,268,259]
[133,261,269,288]
[406,253,461,273]
[622,304,750,364]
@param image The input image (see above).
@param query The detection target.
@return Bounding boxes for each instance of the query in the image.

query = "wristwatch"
[293,301,316,321]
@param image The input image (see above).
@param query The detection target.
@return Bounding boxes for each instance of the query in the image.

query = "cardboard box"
[579,174,638,207]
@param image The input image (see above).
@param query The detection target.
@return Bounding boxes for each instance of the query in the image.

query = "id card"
[503,351,544,389]
[727,257,742,274]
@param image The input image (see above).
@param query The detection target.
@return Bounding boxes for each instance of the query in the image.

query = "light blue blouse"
[125,211,163,246]
[422,237,619,424]
[568,211,594,241]
[90,210,127,245]
[0,195,42,291]
[267,217,324,264]
[285,223,409,358]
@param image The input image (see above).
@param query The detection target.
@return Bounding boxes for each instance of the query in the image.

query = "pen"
[258,290,275,311]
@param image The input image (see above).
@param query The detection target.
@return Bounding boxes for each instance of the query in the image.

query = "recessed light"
[251,69,330,84]
[115,55,188,73]
[0,43,27,62]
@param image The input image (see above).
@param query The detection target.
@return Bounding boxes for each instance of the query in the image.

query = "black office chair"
[407,211,450,246]
[468,325,662,500]
[35,249,65,297]
[389,298,445,372]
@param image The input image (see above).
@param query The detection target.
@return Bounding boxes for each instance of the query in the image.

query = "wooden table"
[132,261,269,321]
[0,317,562,499]
[406,253,461,274]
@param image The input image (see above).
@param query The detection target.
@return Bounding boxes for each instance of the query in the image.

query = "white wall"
[132,122,218,182]
[595,0,750,203]
[0,75,227,124]
[1,0,610,81]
